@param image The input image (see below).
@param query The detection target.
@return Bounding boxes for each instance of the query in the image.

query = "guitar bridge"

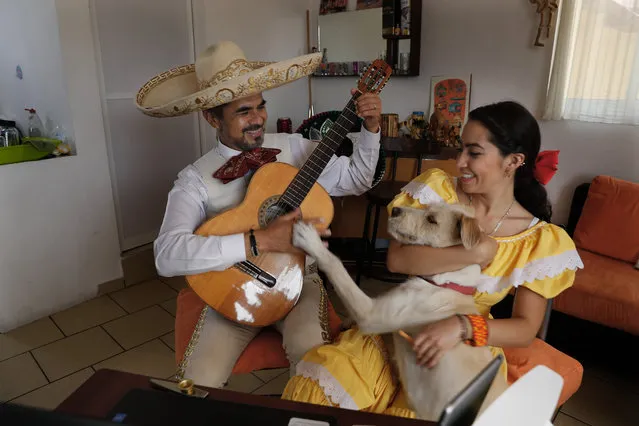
[235,261,277,287]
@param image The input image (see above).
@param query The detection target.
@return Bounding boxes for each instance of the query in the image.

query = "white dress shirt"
[154,127,380,277]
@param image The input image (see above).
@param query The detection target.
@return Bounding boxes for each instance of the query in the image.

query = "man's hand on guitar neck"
[352,88,382,134]
[245,208,330,256]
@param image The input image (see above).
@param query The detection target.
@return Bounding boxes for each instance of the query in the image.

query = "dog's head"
[387,203,481,249]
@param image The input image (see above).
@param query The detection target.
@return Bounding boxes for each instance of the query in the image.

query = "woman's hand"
[413,316,464,368]
[474,233,498,268]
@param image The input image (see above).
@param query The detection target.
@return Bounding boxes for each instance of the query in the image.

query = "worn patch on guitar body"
[275,264,303,301]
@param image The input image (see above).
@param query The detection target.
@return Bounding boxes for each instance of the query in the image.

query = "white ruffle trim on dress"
[475,249,584,294]
[295,360,359,410]
[400,180,444,205]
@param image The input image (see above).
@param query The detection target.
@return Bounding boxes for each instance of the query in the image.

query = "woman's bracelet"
[463,314,489,347]
[455,314,470,341]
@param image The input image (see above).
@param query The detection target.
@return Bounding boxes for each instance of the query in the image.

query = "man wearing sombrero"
[136,41,383,388]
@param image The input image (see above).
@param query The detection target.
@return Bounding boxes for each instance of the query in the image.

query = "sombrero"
[136,41,322,118]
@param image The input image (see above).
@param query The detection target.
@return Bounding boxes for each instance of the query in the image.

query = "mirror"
[316,8,413,76]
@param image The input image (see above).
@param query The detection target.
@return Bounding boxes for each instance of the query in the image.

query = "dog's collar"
[420,277,476,296]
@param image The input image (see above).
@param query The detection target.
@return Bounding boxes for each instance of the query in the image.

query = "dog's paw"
[292,221,325,257]
[431,264,482,287]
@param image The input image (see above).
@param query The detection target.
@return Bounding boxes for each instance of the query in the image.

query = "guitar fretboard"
[278,94,362,210]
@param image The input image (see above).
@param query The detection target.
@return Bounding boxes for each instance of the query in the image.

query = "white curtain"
[544,0,639,125]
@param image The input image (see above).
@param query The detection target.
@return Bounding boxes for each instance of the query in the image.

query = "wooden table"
[56,369,432,426]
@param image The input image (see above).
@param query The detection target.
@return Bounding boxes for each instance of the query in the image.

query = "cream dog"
[292,203,508,421]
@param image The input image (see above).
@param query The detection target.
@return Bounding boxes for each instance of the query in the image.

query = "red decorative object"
[213,148,281,184]
[277,117,292,133]
[534,150,559,185]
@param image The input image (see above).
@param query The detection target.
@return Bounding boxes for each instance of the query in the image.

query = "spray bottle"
[24,108,45,137]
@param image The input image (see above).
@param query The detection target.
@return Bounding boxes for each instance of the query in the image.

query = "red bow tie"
[213,147,281,184]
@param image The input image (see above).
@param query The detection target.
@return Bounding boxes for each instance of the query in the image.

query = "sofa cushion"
[553,248,639,335]
[573,175,639,263]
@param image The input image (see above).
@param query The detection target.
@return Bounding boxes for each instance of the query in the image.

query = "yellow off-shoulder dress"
[281,169,584,418]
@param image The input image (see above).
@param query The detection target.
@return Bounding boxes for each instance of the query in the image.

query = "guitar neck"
[279,92,362,210]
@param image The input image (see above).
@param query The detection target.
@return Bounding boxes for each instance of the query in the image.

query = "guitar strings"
[265,97,357,222]
[246,67,386,275]
[273,66,385,215]
[266,66,385,223]
[265,65,387,226]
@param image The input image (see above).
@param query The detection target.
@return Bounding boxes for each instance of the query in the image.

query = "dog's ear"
[447,203,476,218]
[460,215,482,249]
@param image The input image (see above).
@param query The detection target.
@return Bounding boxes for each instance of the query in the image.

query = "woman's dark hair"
[468,101,552,222]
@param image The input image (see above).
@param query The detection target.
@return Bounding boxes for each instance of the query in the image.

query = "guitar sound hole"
[258,196,294,228]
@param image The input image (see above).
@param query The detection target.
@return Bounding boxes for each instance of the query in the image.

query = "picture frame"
[320,0,348,15]
[356,0,383,10]
[428,74,472,148]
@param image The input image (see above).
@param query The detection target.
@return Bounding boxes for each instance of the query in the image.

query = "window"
[543,0,639,125]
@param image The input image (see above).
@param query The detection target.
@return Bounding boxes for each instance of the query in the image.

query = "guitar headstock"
[357,59,392,94]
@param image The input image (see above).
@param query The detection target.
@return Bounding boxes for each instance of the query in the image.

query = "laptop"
[437,354,504,426]
[0,389,337,426]
[0,403,115,426]
[104,387,337,425]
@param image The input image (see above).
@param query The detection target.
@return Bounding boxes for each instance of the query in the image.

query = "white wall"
[0,0,122,331]
[309,0,639,225]
[192,0,316,152]
[92,0,200,250]
[0,0,73,138]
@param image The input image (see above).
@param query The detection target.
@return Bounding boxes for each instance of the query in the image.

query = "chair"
[501,292,583,413]
[356,138,437,285]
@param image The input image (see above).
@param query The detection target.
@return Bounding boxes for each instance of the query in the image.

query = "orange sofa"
[554,175,639,335]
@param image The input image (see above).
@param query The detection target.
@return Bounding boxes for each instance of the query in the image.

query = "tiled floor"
[1,249,638,425]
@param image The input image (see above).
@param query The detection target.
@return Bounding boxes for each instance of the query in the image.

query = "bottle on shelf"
[410,111,426,139]
[24,108,45,138]
[319,48,328,75]
[382,0,396,36]
[400,0,411,35]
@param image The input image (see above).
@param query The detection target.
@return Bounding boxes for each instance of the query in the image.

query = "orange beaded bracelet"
[464,314,489,347]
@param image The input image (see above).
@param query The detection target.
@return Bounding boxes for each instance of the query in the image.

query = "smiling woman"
[282,100,584,419]
[462,101,552,224]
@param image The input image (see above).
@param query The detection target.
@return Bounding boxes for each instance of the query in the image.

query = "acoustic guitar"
[186,60,392,326]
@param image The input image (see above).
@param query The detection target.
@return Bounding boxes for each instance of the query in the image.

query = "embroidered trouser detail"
[176,306,208,381]
[179,273,328,388]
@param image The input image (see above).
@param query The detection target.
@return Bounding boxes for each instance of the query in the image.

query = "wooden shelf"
[313,71,419,78]
[383,34,411,40]
[312,73,359,78]
[384,0,421,76]
[381,136,458,160]
[392,70,419,77]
